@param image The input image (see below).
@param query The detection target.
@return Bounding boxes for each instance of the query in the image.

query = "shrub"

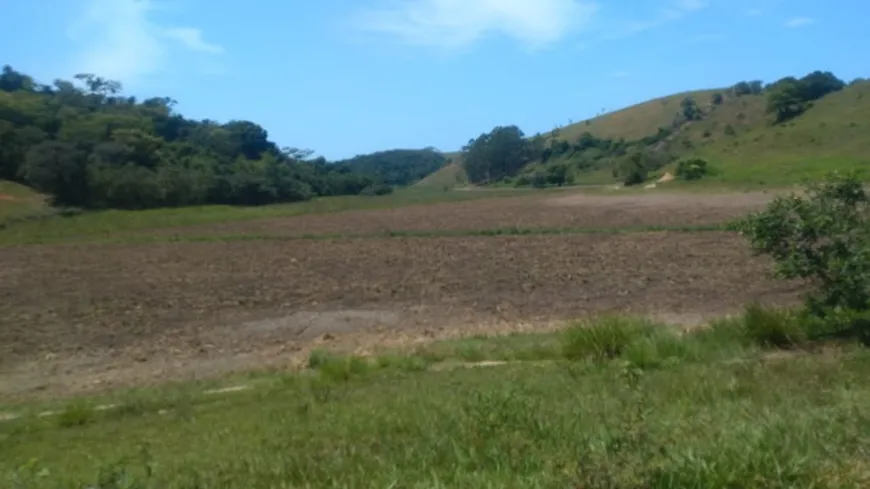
[360,183,393,196]
[734,172,870,344]
[675,158,709,181]
[724,124,736,136]
[711,93,724,105]
[741,304,807,349]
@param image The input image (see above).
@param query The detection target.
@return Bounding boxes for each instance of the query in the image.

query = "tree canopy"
[334,148,447,186]
[0,65,433,209]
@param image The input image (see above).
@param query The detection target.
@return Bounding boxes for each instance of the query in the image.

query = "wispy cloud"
[784,16,815,28]
[66,0,224,85]
[163,27,224,54]
[607,0,708,39]
[355,0,599,50]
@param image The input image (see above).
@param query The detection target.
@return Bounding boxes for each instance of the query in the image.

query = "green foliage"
[735,172,870,343]
[614,150,670,186]
[680,97,701,121]
[711,92,724,105]
[675,158,709,181]
[766,71,846,123]
[333,148,446,186]
[461,125,534,184]
[731,80,763,96]
[0,65,422,210]
[741,304,807,348]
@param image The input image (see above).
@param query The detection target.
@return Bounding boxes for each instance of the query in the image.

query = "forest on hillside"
[459,70,856,187]
[0,66,445,209]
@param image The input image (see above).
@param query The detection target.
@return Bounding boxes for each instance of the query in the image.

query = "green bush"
[741,304,807,348]
[735,172,870,345]
[675,158,709,181]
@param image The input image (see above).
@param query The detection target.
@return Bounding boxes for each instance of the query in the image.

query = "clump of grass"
[622,329,699,369]
[562,316,657,361]
[741,304,808,349]
[56,402,95,428]
[307,349,431,383]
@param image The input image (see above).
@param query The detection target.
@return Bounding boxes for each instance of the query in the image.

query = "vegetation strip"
[12,223,727,246]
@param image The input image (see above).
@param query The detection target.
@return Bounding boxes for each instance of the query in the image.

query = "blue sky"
[2,0,868,160]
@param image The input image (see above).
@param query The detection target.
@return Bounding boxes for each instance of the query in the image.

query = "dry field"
[1,231,803,397]
[146,191,775,238]
[0,190,805,399]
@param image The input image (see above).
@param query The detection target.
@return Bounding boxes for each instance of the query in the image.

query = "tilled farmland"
[0,191,805,397]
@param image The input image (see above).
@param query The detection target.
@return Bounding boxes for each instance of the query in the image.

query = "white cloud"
[163,27,225,54]
[784,16,815,28]
[66,0,224,85]
[355,0,599,50]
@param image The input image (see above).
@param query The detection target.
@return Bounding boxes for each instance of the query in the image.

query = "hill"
[334,148,447,186]
[0,179,48,222]
[454,71,867,188]
[414,162,469,188]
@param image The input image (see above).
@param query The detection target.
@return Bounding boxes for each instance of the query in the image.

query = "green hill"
[455,72,868,188]
[414,162,469,188]
[0,179,48,222]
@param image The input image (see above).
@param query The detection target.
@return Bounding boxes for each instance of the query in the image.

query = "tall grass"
[3,309,870,488]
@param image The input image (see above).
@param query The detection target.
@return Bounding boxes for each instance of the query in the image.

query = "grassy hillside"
[554,89,721,142]
[0,180,48,222]
[526,79,870,186]
[414,162,469,188]
[689,81,870,184]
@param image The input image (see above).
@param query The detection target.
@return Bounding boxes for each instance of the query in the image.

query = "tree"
[711,93,724,105]
[19,141,89,206]
[462,125,533,184]
[546,163,571,186]
[681,97,700,121]
[0,65,428,210]
[766,78,809,123]
[732,82,752,96]
[614,152,648,186]
[735,173,870,343]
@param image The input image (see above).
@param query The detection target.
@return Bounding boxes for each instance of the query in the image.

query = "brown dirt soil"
[0,194,15,202]
[0,232,804,398]
[145,191,774,238]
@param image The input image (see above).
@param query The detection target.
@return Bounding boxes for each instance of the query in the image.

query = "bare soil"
[0,230,804,399]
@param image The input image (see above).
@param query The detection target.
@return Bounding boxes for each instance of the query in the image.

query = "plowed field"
[0,191,804,398]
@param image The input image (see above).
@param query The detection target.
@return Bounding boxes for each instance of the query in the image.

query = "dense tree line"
[0,66,416,209]
[334,148,446,186]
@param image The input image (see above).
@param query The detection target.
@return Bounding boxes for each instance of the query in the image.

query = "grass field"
[0,186,535,245]
[3,314,870,488]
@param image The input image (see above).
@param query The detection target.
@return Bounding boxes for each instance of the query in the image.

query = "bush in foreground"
[734,172,870,344]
